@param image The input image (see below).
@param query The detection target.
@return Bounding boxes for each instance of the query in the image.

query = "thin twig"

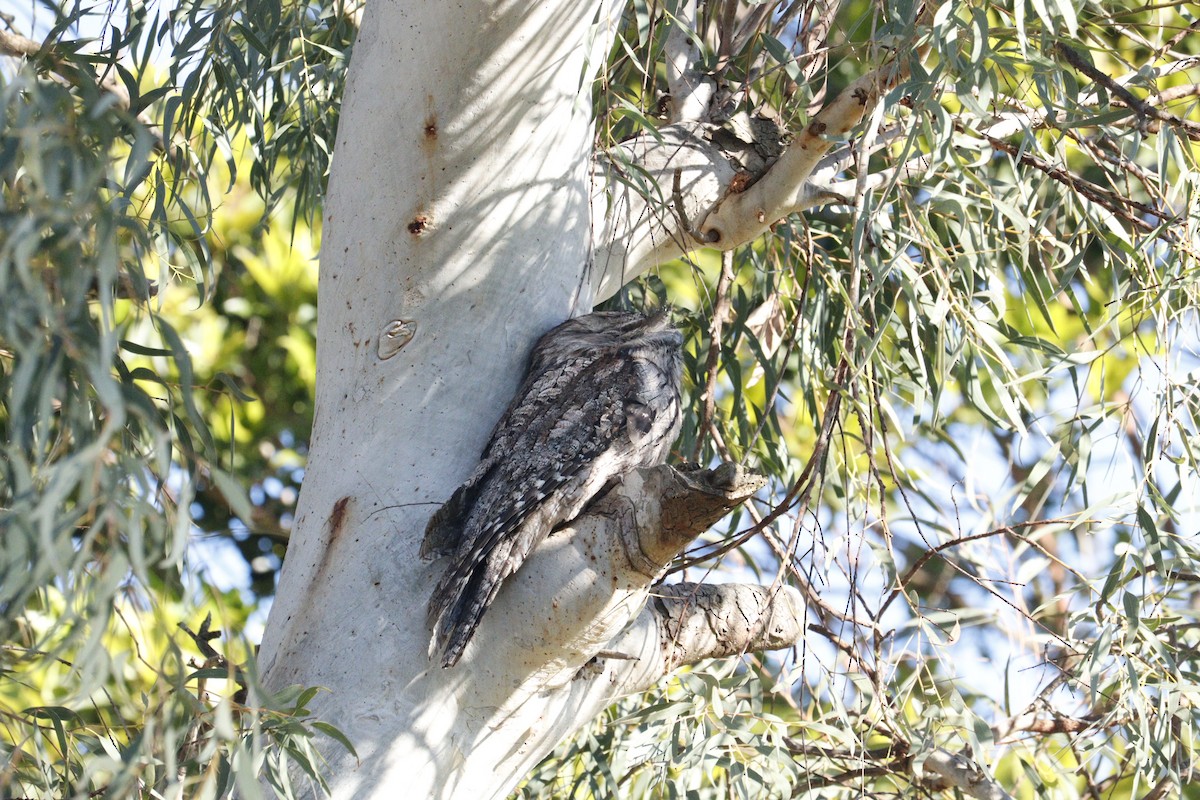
[878,517,1077,617]
[981,132,1164,233]
[693,249,736,461]
[0,22,169,149]
[1056,42,1200,141]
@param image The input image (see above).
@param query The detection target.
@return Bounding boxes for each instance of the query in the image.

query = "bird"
[421,309,683,668]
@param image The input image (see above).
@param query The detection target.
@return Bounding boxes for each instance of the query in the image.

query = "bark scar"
[315,496,352,579]
[408,214,431,235]
[329,496,350,541]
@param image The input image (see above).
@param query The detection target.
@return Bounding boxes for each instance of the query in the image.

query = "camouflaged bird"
[421,310,683,668]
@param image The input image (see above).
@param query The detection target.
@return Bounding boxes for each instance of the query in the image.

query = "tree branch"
[608,462,768,572]
[0,27,40,58]
[1055,42,1200,141]
[981,131,1165,231]
[592,124,735,301]
[694,250,735,460]
[446,462,773,705]
[699,58,911,246]
[651,581,804,671]
[919,749,1014,800]
[0,23,167,148]
[664,0,714,123]
[592,54,913,300]
[542,463,804,690]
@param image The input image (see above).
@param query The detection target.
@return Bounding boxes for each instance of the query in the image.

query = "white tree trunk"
[256,1,821,796]
[256,1,619,796]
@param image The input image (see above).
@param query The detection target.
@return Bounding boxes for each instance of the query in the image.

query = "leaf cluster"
[1,0,355,795]
[584,0,1200,795]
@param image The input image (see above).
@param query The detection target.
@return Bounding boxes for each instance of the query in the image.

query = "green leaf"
[312,721,359,760]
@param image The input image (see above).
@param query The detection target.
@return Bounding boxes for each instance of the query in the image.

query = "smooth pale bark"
[920,750,1015,800]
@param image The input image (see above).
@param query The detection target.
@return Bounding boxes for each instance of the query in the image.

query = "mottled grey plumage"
[422,310,683,668]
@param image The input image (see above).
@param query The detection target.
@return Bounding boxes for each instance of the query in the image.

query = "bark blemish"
[421,95,438,165]
[315,496,351,577]
[329,496,350,542]
[408,213,431,236]
[295,496,352,621]
[378,319,417,360]
[423,94,437,138]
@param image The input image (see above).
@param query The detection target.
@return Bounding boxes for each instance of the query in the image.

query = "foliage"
[3,0,1199,797]
[0,0,350,795]
[1,586,352,800]
[548,0,1200,796]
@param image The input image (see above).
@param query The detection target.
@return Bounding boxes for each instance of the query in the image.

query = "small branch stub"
[595,463,767,575]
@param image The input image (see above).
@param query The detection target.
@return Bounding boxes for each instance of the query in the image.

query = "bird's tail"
[427,546,510,668]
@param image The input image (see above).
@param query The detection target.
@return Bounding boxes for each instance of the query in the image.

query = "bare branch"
[1148,82,1200,106]
[651,581,804,671]
[713,0,740,73]
[995,712,1107,740]
[693,250,735,460]
[1143,766,1200,800]
[700,57,911,246]
[1056,42,1200,141]
[0,27,41,58]
[981,131,1166,231]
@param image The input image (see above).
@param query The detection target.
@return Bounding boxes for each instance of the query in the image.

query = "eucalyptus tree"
[2,0,1198,799]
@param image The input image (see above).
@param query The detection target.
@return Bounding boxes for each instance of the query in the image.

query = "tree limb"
[664,0,715,123]
[593,38,921,300]
[1055,42,1200,141]
[594,37,1196,300]
[919,749,1014,800]
[592,124,735,300]
[439,462,776,709]
[590,61,903,300]
[606,462,768,572]
[694,249,735,460]
[544,463,803,690]
[699,58,911,246]
[650,581,804,671]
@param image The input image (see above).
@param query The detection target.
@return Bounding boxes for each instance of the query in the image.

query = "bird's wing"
[427,354,647,666]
